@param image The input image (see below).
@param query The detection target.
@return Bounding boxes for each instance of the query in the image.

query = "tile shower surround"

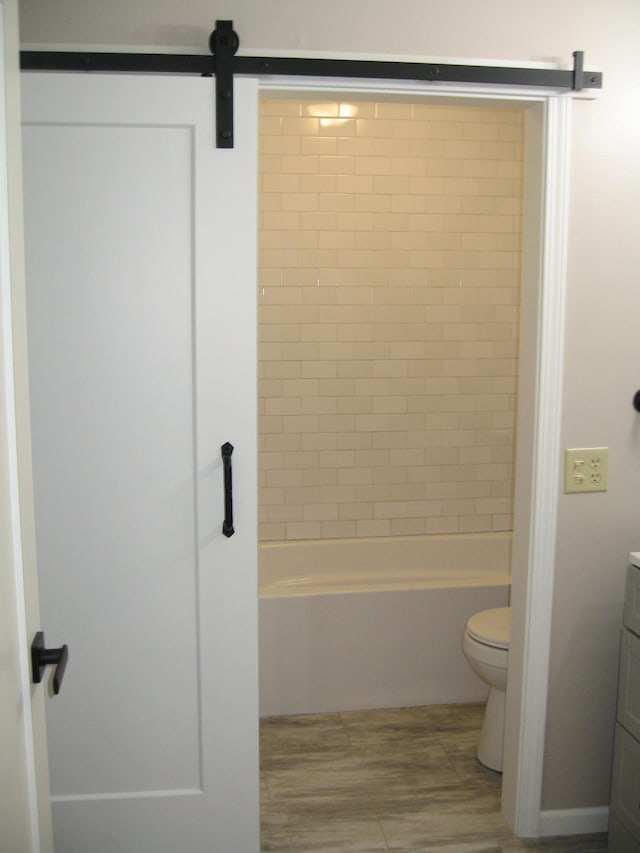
[258,99,523,542]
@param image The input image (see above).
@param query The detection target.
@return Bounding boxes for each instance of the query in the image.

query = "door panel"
[21,73,259,853]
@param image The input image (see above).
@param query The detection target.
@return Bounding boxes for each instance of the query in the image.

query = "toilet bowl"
[462,606,510,772]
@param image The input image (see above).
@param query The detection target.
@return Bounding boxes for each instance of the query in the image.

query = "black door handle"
[221,442,234,537]
[31,631,68,695]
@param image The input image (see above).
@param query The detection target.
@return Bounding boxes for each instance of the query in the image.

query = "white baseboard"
[538,806,609,837]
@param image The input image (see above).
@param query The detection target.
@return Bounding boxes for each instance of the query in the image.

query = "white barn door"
[21,73,259,853]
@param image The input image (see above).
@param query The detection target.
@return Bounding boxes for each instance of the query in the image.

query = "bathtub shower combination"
[259,531,510,717]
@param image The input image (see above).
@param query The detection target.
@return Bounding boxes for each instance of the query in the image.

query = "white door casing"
[0,2,53,850]
[21,73,259,853]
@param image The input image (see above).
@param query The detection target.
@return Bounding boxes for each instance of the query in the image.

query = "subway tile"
[335,360,374,378]
[320,520,358,539]
[319,193,357,212]
[352,342,391,360]
[425,196,463,214]
[320,155,357,175]
[391,517,426,536]
[406,138,447,159]
[262,173,301,193]
[426,516,460,534]
[260,136,301,155]
[371,136,411,158]
[356,233,393,252]
[298,211,338,230]
[319,118,357,136]
[355,194,393,213]
[265,397,302,416]
[266,469,303,488]
[337,433,373,450]
[334,212,374,232]
[300,287,339,305]
[336,136,376,156]
[338,502,375,521]
[258,522,286,541]
[281,192,319,212]
[463,159,501,179]
[371,431,409,449]
[373,466,408,485]
[264,504,303,523]
[461,233,497,252]
[300,469,338,488]
[278,230,319,250]
[261,192,283,211]
[336,397,373,415]
[390,156,429,177]
[459,514,493,533]
[301,398,338,416]
[392,194,430,213]
[300,174,338,193]
[282,415,321,434]
[286,521,322,540]
[260,99,301,117]
[303,503,339,522]
[407,466,443,484]
[281,116,321,135]
[356,519,392,537]
[316,449,358,470]
[338,467,373,486]
[300,135,338,155]
[374,501,409,520]
[263,434,301,453]
[353,480,394,504]
[424,121,466,140]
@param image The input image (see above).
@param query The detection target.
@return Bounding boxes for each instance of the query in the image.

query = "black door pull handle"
[221,442,234,537]
[31,631,68,695]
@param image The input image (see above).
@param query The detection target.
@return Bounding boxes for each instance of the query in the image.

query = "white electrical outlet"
[564,447,608,493]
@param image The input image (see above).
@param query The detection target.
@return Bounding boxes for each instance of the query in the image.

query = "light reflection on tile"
[259,703,608,853]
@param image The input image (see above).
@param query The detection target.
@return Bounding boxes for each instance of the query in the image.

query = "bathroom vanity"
[608,552,640,850]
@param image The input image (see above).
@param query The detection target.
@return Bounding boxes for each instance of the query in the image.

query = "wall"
[258,97,523,542]
[17,0,640,818]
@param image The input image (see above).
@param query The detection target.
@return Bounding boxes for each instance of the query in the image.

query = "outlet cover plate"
[564,447,608,493]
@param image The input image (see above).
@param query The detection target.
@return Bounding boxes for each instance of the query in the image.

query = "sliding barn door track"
[21,19,602,148]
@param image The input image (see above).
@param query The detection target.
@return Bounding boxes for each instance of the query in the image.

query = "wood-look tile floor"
[260,703,608,852]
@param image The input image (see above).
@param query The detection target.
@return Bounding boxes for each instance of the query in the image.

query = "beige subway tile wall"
[258,98,523,542]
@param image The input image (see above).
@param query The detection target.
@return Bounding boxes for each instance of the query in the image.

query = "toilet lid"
[466,607,510,649]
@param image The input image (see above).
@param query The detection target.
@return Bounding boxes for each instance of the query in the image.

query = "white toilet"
[462,606,510,772]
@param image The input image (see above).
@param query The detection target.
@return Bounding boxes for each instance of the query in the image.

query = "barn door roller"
[210,20,239,149]
[21,20,603,150]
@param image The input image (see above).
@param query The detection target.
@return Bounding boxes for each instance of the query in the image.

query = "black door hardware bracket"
[221,442,235,537]
[31,631,69,695]
[20,23,603,150]
[210,21,239,148]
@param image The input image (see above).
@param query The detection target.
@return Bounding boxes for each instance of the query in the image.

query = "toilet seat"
[465,607,510,650]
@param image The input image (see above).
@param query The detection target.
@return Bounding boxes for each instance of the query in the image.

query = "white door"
[21,73,259,853]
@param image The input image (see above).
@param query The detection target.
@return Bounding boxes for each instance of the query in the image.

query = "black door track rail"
[21,20,603,149]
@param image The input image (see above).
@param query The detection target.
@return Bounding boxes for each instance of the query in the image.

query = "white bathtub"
[259,531,511,717]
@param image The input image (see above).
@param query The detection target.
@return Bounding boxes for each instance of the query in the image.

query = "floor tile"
[372,787,511,849]
[261,712,351,760]
[259,704,608,853]
[261,795,388,852]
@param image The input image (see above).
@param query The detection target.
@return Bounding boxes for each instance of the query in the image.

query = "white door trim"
[1,1,53,849]
[510,94,571,837]
[257,75,572,837]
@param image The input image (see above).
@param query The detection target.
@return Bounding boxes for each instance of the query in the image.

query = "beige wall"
[258,97,523,542]
[18,0,640,815]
